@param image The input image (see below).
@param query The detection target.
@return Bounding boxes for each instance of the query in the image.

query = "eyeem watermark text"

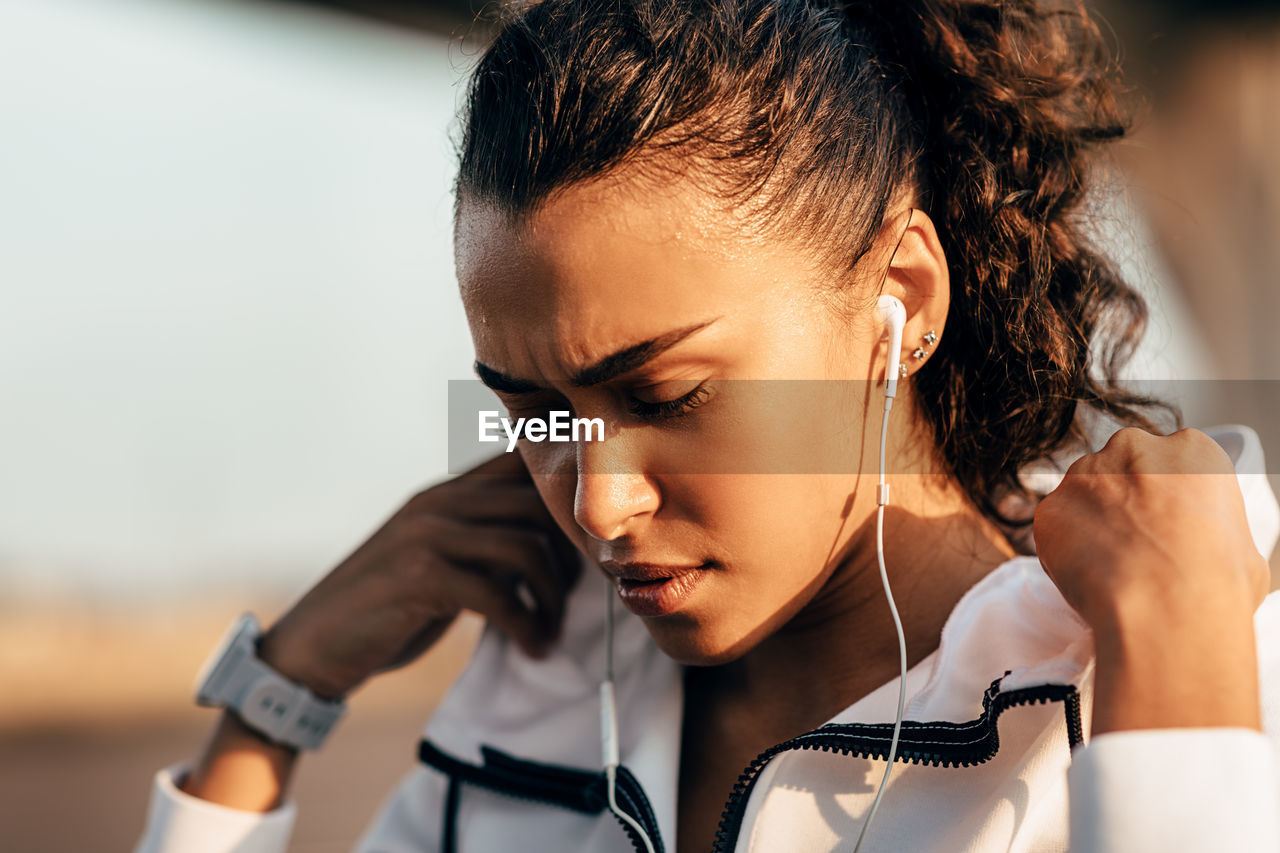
[479,410,605,452]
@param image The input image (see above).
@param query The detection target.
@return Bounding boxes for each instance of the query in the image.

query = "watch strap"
[196,614,346,751]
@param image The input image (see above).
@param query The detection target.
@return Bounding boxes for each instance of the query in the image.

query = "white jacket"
[136,424,1280,852]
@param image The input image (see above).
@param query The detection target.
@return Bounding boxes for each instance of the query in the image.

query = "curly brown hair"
[451,0,1178,529]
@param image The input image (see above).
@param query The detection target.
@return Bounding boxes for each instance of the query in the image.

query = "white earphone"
[878,294,907,399]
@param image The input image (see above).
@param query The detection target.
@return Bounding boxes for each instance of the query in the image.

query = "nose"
[572,434,658,542]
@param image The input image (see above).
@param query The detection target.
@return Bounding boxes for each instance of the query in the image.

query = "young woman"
[135,0,1280,850]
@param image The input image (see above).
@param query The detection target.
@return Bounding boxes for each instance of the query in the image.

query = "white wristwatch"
[194,612,346,751]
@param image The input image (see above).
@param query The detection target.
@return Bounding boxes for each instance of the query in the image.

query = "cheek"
[672,474,844,603]
[646,475,850,664]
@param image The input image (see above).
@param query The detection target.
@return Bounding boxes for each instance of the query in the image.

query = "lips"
[599,561,702,581]
[599,560,709,617]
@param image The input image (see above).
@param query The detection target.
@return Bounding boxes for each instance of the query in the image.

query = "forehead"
[453,172,822,375]
[455,171,766,296]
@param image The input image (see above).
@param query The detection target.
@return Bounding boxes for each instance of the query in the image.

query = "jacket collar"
[420,553,1094,850]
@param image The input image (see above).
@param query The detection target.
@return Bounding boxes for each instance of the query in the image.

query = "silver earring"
[898,364,908,378]
[913,330,938,362]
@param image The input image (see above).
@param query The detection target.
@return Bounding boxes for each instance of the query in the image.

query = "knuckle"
[1063,452,1093,476]
[1169,428,1232,471]
[1033,494,1061,526]
[1183,427,1229,455]
[1104,426,1149,451]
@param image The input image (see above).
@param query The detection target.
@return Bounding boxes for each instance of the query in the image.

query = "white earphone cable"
[852,393,909,852]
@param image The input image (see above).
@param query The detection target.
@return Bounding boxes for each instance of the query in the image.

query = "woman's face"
[455,172,893,666]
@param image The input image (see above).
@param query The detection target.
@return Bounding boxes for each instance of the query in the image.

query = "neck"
[692,477,1019,742]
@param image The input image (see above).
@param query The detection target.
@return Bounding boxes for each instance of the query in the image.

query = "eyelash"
[505,382,713,424]
[627,382,712,421]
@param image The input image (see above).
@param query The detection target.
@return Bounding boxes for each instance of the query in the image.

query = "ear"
[875,208,949,382]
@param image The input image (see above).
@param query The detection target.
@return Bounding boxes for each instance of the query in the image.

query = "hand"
[257,450,581,701]
[1034,426,1269,626]
[1033,427,1270,732]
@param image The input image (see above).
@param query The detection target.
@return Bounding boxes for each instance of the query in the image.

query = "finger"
[403,486,582,594]
[447,566,549,657]
[402,480,567,548]
[419,515,567,633]
[457,528,567,634]
[420,480,559,528]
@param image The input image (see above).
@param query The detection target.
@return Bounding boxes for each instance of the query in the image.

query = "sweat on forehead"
[453,166,792,280]
[452,180,843,347]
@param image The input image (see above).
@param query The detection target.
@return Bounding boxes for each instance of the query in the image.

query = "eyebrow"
[473,318,720,394]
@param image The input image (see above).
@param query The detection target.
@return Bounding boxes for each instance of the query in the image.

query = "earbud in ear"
[877,294,906,399]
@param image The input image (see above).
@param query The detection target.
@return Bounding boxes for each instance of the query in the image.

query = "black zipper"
[418,739,666,852]
[609,765,666,853]
[709,677,1083,852]
[419,676,1082,853]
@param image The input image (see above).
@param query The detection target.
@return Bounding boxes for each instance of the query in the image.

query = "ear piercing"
[900,330,937,379]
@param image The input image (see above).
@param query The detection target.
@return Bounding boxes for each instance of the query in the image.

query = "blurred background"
[0,0,1276,850]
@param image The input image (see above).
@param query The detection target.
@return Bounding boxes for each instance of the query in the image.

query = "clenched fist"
[1033,427,1269,734]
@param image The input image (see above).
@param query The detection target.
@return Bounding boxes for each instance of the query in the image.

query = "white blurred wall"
[0,0,476,602]
[0,0,1215,605]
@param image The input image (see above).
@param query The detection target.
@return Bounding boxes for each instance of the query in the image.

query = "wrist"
[180,709,297,812]
[255,627,340,702]
[1090,591,1261,733]
[196,613,348,751]
[1083,560,1256,635]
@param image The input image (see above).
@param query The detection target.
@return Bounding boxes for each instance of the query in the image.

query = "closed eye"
[627,381,713,421]
[499,381,715,424]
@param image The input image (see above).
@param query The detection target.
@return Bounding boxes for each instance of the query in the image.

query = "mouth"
[600,561,710,617]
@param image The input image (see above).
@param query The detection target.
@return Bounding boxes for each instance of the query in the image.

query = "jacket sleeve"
[132,763,296,853]
[1066,727,1280,852]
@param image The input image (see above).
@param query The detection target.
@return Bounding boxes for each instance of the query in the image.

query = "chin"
[642,616,759,667]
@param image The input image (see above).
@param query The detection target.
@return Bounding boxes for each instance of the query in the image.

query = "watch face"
[194,611,259,703]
